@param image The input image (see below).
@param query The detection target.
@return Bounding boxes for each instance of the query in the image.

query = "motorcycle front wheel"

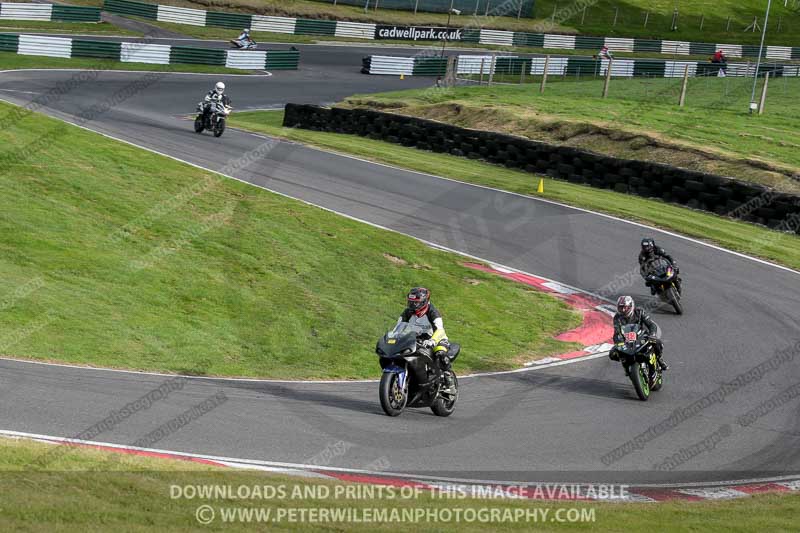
[630,362,651,401]
[194,115,204,133]
[430,372,458,417]
[379,372,407,417]
[214,118,226,138]
[667,286,683,315]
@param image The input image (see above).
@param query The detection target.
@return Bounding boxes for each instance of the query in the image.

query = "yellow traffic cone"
[537,178,544,193]
[400,73,405,80]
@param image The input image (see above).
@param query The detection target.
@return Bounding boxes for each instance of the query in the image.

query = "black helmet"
[617,295,635,319]
[407,287,430,315]
[641,238,655,254]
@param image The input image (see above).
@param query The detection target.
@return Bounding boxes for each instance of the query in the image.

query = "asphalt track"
[0,40,799,486]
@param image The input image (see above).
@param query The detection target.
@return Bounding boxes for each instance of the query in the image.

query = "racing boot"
[442,370,456,395]
[658,357,669,371]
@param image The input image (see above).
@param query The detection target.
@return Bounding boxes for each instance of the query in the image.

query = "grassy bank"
[2,437,799,531]
[230,110,800,271]
[0,100,580,378]
[344,79,800,193]
[0,50,255,74]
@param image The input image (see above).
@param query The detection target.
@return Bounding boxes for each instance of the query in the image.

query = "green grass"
[230,109,800,271]
[344,78,800,193]
[534,0,800,45]
[0,100,580,378]
[0,20,140,35]
[0,50,255,74]
[2,437,800,532]
[69,0,800,46]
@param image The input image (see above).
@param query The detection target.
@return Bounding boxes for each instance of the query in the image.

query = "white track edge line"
[3,430,799,489]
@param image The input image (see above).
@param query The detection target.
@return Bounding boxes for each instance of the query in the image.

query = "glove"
[422,339,436,348]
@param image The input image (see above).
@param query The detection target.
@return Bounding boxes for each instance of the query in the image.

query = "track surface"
[1,42,799,485]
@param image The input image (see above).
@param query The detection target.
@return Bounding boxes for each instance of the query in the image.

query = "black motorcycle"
[375,321,460,417]
[616,323,663,401]
[194,99,231,138]
[645,257,683,315]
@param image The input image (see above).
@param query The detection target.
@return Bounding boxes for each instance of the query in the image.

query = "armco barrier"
[102,0,800,60]
[282,104,800,232]
[0,33,299,70]
[362,54,800,79]
[0,2,100,22]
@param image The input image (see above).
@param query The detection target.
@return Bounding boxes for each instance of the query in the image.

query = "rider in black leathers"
[639,237,681,295]
[609,295,669,372]
[399,287,455,393]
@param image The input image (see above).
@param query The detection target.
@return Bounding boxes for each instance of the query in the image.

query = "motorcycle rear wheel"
[630,363,651,401]
[430,372,458,417]
[667,286,683,315]
[379,372,407,417]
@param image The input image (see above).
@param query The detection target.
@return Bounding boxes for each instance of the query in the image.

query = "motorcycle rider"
[609,295,669,372]
[201,82,231,124]
[399,287,456,394]
[233,28,254,48]
[639,237,681,295]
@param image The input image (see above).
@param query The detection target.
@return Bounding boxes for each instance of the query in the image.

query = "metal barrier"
[0,33,300,71]
[102,0,800,59]
[0,3,100,22]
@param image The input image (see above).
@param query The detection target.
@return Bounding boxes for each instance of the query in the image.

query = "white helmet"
[215,82,225,94]
[617,295,635,319]
[243,28,250,34]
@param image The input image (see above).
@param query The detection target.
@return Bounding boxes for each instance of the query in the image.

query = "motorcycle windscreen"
[387,320,432,339]
[620,324,644,352]
[647,257,672,277]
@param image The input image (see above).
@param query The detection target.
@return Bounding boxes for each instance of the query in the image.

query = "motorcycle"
[230,37,257,50]
[645,257,683,315]
[194,99,231,138]
[375,321,460,417]
[616,323,663,401]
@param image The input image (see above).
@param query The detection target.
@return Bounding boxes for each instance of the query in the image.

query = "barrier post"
[479,58,485,84]
[602,58,612,98]
[488,53,496,85]
[758,71,770,114]
[540,55,549,94]
[679,64,689,107]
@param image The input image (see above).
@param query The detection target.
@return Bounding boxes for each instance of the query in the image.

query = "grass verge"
[0,100,580,378]
[2,437,799,532]
[0,20,140,35]
[230,109,800,271]
[0,50,256,74]
[344,79,800,193]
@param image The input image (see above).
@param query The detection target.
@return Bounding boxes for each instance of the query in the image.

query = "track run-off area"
[0,38,799,491]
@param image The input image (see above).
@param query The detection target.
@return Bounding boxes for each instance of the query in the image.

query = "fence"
[0,3,100,22]
[0,33,300,70]
[102,0,800,59]
[361,53,800,79]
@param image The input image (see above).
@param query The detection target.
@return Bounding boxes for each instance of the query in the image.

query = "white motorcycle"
[194,99,231,138]
[230,37,257,50]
